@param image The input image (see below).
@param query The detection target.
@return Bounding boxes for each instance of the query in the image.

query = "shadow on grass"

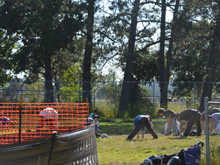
[169,136,197,140]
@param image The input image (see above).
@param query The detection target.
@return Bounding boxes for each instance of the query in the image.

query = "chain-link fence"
[1,81,220,116]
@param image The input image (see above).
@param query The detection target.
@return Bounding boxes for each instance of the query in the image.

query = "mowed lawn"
[96,119,220,165]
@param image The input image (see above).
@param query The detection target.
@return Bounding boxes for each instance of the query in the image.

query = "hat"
[94,115,99,118]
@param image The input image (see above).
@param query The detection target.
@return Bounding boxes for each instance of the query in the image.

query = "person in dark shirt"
[158,108,179,136]
[201,108,220,133]
[176,109,201,138]
[126,115,158,140]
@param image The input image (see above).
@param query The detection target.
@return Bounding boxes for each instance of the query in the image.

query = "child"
[94,115,102,137]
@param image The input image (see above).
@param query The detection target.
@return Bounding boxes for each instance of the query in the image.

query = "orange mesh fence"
[0,103,89,145]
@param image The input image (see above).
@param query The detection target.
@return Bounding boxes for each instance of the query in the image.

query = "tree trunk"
[166,0,179,81]
[119,0,140,112]
[159,0,179,109]
[55,81,61,103]
[159,0,167,108]
[44,55,54,103]
[82,0,95,105]
[198,15,220,112]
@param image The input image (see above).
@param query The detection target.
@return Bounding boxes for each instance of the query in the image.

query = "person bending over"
[126,115,158,140]
[209,113,220,134]
[158,108,179,136]
[164,120,180,136]
[201,108,220,133]
[176,109,201,138]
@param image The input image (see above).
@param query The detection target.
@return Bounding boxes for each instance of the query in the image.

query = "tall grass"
[167,101,188,112]
[93,100,116,117]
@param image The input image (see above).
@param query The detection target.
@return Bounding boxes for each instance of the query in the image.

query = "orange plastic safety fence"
[0,103,89,145]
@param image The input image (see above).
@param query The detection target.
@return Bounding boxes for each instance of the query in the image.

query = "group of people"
[2,106,220,140]
[90,110,102,135]
[38,108,102,132]
[126,108,220,140]
[85,110,102,137]
[39,108,104,137]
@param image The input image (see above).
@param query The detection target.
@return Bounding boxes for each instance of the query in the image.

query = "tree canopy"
[1,0,220,112]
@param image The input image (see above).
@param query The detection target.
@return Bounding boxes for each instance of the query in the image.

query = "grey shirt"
[211,113,220,122]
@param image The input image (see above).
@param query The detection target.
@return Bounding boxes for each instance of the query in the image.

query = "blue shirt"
[134,115,147,131]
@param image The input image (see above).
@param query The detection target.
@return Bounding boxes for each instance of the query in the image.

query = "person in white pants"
[158,108,179,136]
[210,113,220,134]
[214,121,220,134]
[164,120,180,135]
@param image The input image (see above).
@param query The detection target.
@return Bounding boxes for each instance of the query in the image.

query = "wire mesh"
[0,103,89,145]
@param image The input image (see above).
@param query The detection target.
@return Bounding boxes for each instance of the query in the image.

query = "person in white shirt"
[37,107,59,130]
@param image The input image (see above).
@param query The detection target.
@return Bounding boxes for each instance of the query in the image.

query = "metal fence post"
[114,81,117,117]
[204,97,210,165]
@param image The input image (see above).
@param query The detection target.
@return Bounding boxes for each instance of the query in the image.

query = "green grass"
[97,118,220,165]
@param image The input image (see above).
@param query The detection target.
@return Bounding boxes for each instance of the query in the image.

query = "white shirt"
[40,108,58,119]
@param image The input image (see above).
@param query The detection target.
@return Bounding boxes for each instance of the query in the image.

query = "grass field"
[96,118,220,165]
